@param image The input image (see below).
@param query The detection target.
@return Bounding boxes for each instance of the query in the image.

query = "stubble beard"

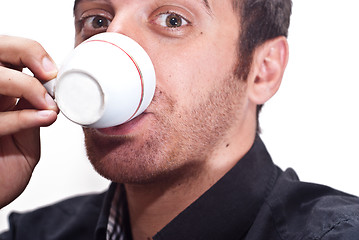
[83,71,245,185]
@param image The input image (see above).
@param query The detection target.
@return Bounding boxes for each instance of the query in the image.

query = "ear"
[247,36,289,105]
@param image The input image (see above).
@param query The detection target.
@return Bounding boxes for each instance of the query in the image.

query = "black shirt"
[2,136,359,239]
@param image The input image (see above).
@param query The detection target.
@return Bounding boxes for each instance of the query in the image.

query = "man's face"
[75,0,248,184]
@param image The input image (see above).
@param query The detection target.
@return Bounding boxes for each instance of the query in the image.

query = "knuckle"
[26,39,45,55]
[11,37,46,59]
[15,111,29,130]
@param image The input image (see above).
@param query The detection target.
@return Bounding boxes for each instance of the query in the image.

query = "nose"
[106,11,146,47]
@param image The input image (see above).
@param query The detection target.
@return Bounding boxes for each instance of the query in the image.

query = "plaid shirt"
[107,185,131,240]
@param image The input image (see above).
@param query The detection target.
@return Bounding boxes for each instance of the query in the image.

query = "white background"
[1,0,359,232]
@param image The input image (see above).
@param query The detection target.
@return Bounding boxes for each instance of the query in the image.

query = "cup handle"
[43,78,56,98]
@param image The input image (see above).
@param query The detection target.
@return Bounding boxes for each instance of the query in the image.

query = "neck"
[125,172,211,240]
[124,132,256,240]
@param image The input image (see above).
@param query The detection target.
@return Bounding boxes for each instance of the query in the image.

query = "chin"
[89,153,189,185]
[84,130,171,184]
[84,130,202,185]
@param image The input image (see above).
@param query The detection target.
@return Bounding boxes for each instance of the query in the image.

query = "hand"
[0,35,59,208]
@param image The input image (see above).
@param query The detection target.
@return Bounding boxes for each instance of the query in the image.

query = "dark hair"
[233,0,292,132]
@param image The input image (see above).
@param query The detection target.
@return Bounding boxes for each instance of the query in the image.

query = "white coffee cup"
[44,32,156,128]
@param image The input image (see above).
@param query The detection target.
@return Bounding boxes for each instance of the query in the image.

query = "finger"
[15,98,59,115]
[0,35,57,81]
[0,110,57,137]
[0,66,58,111]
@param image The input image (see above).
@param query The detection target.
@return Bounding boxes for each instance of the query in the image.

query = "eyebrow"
[203,0,210,8]
[74,0,102,10]
[74,0,212,14]
[202,0,213,16]
[73,0,111,12]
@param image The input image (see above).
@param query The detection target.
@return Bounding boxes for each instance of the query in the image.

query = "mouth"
[96,112,150,136]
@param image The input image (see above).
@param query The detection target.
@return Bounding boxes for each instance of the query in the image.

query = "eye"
[82,15,111,30]
[154,12,189,28]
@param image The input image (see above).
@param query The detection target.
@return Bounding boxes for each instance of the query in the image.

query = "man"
[1,0,359,239]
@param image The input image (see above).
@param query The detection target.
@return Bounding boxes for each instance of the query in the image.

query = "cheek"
[152,43,238,107]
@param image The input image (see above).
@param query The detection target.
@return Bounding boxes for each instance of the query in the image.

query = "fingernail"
[42,56,57,74]
[45,93,57,110]
[37,110,54,118]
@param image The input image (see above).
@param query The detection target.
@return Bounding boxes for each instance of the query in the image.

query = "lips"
[96,112,149,136]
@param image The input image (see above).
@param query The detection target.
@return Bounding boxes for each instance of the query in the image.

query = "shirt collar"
[95,183,132,240]
[154,135,280,239]
[95,183,117,240]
